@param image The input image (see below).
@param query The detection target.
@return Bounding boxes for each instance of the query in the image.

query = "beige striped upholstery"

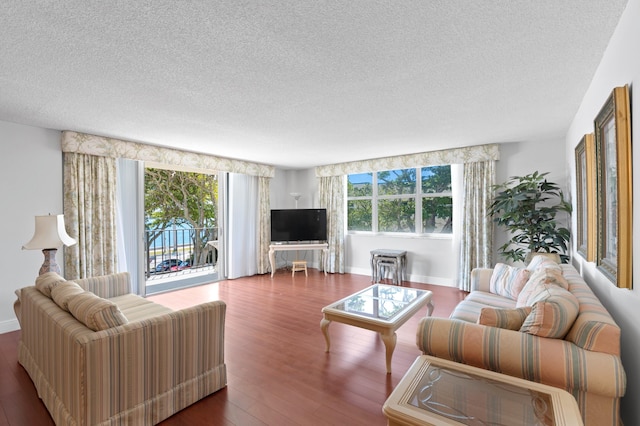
[477,306,531,330]
[50,281,85,311]
[417,263,625,426]
[74,272,131,298]
[450,290,517,322]
[15,272,227,426]
[110,294,173,322]
[67,291,129,331]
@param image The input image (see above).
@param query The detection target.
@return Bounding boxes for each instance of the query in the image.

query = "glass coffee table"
[383,355,583,425]
[320,284,433,373]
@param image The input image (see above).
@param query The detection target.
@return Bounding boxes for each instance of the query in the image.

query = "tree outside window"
[347,172,373,231]
[377,169,416,232]
[421,166,452,233]
[145,168,219,274]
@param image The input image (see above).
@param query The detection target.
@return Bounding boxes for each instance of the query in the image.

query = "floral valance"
[315,143,500,177]
[61,131,276,178]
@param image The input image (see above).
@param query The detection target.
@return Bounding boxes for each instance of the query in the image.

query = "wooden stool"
[292,260,307,276]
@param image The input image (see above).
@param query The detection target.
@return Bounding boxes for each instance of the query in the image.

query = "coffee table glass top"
[409,363,556,425]
[326,284,427,321]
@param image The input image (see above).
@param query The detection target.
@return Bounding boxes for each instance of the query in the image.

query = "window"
[347,166,452,234]
[347,173,373,231]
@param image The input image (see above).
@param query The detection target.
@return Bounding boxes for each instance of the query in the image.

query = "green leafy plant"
[489,171,572,263]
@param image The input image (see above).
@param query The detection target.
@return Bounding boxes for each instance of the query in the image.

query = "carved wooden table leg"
[320,318,331,352]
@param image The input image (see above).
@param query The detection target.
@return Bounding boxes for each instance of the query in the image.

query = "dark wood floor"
[0,270,466,426]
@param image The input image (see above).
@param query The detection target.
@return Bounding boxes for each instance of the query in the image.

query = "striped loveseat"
[14,272,227,426]
[416,260,625,426]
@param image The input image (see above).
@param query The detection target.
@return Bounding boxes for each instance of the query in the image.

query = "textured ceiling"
[0,1,628,169]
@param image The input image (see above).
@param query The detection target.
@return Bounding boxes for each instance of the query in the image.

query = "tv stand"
[269,243,329,277]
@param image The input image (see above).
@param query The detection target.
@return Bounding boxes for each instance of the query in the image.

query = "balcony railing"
[145,226,218,280]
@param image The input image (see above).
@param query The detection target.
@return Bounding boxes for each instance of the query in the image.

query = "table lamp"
[290,192,302,208]
[22,214,77,275]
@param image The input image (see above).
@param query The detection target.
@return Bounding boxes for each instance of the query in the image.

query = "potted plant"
[489,171,572,263]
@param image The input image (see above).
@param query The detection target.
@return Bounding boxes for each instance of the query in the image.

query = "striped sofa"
[14,272,227,426]
[416,262,625,426]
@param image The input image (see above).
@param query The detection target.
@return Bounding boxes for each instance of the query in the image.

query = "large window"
[347,166,452,234]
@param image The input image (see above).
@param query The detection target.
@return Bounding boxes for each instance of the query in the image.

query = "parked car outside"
[155,258,180,272]
[170,260,191,272]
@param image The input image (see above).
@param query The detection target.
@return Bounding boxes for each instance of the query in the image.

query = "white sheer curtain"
[227,173,258,279]
[319,176,345,273]
[115,158,144,294]
[63,152,118,279]
[458,160,495,291]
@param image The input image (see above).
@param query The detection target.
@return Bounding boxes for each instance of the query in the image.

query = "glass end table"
[383,355,583,425]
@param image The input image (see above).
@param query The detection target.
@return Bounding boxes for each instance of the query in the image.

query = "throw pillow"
[489,263,531,300]
[35,272,66,298]
[68,291,129,331]
[50,281,85,311]
[520,288,580,338]
[477,307,532,330]
[516,268,570,308]
[526,254,561,272]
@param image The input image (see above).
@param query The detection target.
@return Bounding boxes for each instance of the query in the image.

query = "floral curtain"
[62,131,275,177]
[63,152,118,279]
[316,143,499,176]
[257,176,271,274]
[458,160,495,291]
[319,176,345,273]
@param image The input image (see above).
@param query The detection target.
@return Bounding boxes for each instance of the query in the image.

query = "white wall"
[346,233,458,286]
[0,120,62,332]
[270,168,318,209]
[566,0,640,423]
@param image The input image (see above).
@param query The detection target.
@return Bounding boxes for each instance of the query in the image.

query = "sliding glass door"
[116,159,225,296]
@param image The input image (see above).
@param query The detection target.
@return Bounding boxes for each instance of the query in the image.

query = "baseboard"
[346,267,457,287]
[0,318,20,334]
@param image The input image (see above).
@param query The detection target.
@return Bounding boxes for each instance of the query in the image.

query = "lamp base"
[39,248,61,276]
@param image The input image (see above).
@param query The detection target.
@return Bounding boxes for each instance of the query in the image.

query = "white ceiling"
[0,1,628,169]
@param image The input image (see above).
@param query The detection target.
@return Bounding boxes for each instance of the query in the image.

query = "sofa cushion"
[489,263,530,300]
[450,291,517,322]
[516,267,570,307]
[68,291,129,331]
[477,307,532,330]
[35,272,67,298]
[519,286,579,338]
[50,281,84,311]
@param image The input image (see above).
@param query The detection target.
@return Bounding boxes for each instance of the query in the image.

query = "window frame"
[347,166,453,236]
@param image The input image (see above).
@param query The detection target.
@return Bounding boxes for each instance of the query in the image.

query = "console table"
[269,243,329,277]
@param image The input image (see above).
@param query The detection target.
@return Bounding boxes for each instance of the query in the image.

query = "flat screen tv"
[271,208,327,242]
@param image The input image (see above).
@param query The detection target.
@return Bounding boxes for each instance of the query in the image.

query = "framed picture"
[575,134,596,261]
[594,85,632,289]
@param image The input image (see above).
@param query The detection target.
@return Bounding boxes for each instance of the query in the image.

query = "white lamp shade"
[22,215,76,250]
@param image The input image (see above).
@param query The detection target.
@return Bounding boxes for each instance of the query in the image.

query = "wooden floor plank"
[0,270,466,425]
